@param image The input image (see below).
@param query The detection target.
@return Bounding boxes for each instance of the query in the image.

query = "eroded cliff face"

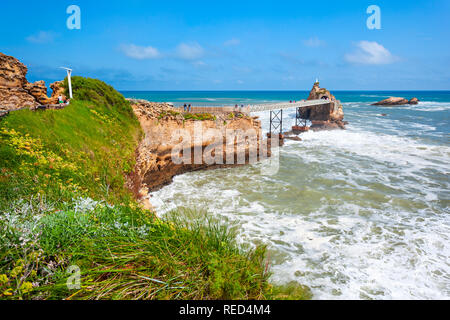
[302,82,347,130]
[0,52,64,111]
[127,100,265,208]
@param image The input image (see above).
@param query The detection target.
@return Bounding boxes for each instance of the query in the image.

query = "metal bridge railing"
[173,99,333,115]
[249,99,329,113]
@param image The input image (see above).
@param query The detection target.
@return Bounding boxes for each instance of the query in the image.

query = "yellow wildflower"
[2,289,13,296]
[20,282,34,294]
[0,274,8,284]
[10,265,23,278]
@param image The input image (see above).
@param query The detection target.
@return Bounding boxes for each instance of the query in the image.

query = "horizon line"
[118,89,450,92]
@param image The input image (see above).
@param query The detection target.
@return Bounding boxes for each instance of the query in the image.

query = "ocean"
[122,90,450,300]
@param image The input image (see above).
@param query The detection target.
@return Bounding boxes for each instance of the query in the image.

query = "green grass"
[183,113,217,121]
[157,110,216,122]
[157,110,181,120]
[0,77,141,206]
[0,77,310,300]
[0,199,272,300]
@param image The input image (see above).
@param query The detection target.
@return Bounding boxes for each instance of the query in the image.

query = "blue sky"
[0,0,449,90]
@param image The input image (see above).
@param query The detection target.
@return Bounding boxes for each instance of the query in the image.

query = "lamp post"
[60,67,73,99]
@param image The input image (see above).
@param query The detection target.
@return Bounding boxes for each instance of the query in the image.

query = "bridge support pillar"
[292,107,309,134]
[268,109,284,146]
[269,109,283,135]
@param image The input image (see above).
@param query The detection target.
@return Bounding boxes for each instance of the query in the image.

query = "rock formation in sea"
[408,97,419,105]
[300,81,347,131]
[0,52,64,111]
[127,100,266,209]
[372,97,420,106]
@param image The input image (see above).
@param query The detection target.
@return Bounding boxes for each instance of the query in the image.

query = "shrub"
[183,113,216,121]
[64,77,134,118]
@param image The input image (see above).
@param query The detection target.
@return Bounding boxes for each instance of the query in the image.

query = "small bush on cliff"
[64,76,135,119]
[158,110,181,120]
[183,113,216,121]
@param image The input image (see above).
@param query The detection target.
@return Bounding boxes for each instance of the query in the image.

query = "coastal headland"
[0,52,315,300]
[0,52,347,211]
[0,52,346,300]
[127,99,269,209]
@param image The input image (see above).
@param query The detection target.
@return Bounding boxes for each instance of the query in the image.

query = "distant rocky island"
[372,97,419,106]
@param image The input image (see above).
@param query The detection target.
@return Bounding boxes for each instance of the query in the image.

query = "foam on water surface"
[149,97,450,300]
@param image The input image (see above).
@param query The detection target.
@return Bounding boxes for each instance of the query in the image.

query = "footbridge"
[184,99,335,136]
[248,99,328,112]
[249,99,337,136]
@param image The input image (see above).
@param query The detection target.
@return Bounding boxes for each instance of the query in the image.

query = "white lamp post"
[60,67,73,99]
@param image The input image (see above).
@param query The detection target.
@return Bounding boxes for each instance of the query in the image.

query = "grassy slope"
[0,77,311,300]
[0,79,140,205]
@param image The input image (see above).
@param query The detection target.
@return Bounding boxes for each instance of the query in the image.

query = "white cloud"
[26,31,56,44]
[236,80,244,84]
[303,37,325,48]
[345,41,398,65]
[224,38,240,46]
[121,44,161,60]
[176,43,204,60]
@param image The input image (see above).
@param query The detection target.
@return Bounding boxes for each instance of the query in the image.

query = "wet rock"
[310,120,347,131]
[409,97,419,105]
[372,97,409,106]
[285,136,302,142]
[284,130,303,141]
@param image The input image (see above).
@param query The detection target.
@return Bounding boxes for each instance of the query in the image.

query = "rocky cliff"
[300,82,346,130]
[127,100,266,208]
[0,52,64,111]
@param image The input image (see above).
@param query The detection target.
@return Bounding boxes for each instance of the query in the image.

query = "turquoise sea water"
[122,90,450,300]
